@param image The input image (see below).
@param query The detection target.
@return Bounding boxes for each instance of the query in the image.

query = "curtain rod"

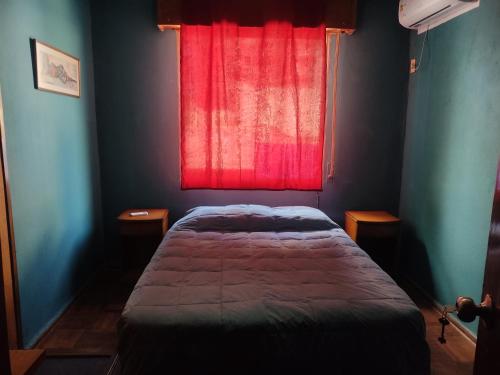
[158,24,355,35]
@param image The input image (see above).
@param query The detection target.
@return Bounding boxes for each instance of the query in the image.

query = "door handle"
[456,294,493,326]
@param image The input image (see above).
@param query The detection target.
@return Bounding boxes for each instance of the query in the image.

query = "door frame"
[0,86,22,349]
[472,159,500,374]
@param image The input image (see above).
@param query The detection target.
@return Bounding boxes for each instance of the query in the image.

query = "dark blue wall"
[91,0,409,246]
[0,0,102,347]
[400,2,499,335]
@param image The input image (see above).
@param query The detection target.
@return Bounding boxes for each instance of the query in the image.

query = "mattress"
[118,205,430,375]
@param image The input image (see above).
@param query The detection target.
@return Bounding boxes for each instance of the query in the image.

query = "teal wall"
[400,3,500,334]
[0,0,102,346]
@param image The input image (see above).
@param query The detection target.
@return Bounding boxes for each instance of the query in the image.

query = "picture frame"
[33,39,80,98]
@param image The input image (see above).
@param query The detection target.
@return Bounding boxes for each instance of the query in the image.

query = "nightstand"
[118,209,169,268]
[344,210,400,274]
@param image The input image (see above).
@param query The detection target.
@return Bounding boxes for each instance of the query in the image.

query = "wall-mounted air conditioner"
[399,0,480,34]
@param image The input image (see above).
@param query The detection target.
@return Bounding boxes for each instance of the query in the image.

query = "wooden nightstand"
[118,209,169,268]
[345,210,400,274]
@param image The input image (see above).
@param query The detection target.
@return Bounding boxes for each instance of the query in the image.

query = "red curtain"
[180,2,326,190]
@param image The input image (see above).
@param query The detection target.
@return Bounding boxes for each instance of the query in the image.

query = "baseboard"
[24,296,76,349]
[402,277,477,344]
[29,264,108,349]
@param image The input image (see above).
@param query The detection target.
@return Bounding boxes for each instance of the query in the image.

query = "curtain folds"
[180,1,326,190]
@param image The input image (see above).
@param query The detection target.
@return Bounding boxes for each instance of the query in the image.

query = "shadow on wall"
[19,226,101,347]
[399,222,436,299]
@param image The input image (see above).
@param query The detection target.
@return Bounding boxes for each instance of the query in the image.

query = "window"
[180,3,326,190]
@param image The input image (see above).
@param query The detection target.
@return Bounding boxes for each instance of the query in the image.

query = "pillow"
[185,204,270,216]
[174,205,339,232]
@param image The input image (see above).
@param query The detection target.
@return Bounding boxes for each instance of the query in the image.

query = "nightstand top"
[345,210,399,223]
[118,208,169,222]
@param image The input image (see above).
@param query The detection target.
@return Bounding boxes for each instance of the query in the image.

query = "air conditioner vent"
[409,5,452,28]
[399,0,480,34]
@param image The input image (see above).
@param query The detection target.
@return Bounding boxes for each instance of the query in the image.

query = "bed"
[118,205,430,375]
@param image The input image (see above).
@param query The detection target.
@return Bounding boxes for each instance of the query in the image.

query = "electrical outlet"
[410,58,417,74]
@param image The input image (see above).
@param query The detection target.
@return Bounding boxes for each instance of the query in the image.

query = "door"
[0,240,12,375]
[0,86,20,348]
[473,161,500,374]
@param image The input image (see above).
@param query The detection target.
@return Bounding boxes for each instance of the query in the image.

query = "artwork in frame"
[33,39,80,98]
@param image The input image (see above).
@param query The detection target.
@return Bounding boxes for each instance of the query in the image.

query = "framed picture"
[33,39,80,98]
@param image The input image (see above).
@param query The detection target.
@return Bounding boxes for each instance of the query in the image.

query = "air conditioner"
[399,0,480,34]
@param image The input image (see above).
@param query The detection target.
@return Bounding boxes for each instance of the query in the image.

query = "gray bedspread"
[118,205,429,375]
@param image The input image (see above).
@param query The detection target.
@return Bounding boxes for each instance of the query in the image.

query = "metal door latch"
[439,294,494,344]
[438,305,455,344]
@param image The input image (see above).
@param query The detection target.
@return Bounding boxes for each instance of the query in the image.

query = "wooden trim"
[0,240,12,375]
[403,277,477,344]
[327,33,341,180]
[158,24,355,35]
[176,30,182,189]
[0,87,21,349]
[9,349,44,375]
[324,32,332,156]
[327,28,355,35]
[158,24,179,31]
